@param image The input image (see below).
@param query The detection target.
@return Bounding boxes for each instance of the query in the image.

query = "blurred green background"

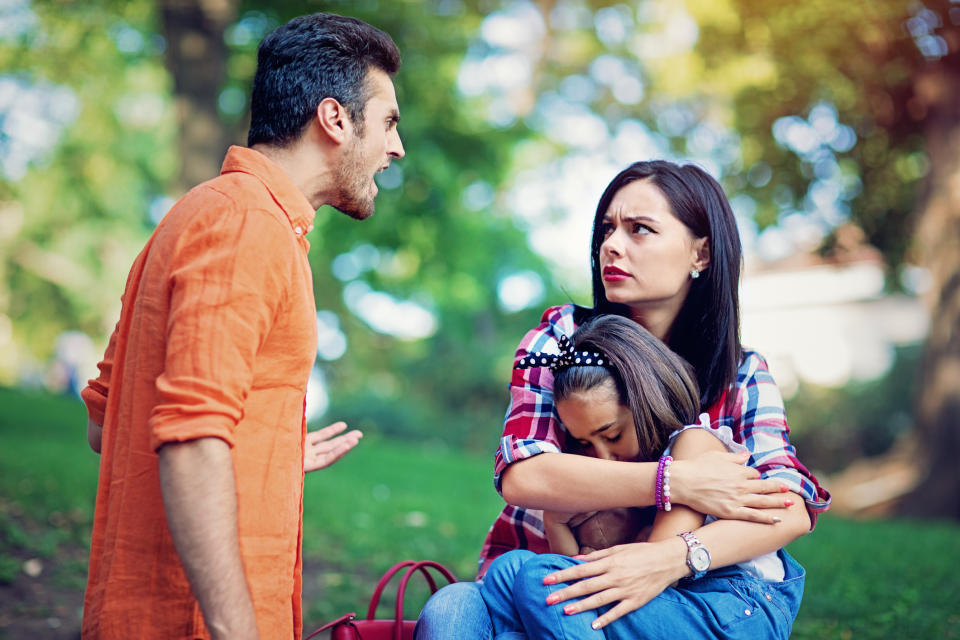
[1,0,958,638]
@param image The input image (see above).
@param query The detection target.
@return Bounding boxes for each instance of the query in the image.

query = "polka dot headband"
[515,334,608,372]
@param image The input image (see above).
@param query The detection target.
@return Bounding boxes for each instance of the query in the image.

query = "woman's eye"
[605,433,622,443]
[632,223,651,234]
[600,223,613,238]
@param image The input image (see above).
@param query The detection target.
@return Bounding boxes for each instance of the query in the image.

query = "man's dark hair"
[554,315,700,461]
[586,160,742,412]
[247,12,400,147]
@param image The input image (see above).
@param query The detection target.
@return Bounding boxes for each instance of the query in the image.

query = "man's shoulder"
[163,173,287,231]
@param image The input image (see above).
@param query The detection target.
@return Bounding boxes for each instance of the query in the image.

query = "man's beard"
[332,139,375,221]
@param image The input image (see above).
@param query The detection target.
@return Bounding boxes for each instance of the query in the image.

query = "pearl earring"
[690,268,700,279]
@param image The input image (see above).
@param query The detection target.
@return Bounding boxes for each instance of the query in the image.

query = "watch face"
[690,547,711,572]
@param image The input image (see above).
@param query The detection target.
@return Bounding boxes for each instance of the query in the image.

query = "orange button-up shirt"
[81,146,318,639]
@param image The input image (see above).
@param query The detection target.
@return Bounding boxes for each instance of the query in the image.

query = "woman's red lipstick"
[602,265,630,281]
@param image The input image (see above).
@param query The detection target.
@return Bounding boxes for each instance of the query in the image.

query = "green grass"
[1,386,958,638]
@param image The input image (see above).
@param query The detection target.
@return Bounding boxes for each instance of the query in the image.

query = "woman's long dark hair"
[554,315,700,460]
[586,160,742,410]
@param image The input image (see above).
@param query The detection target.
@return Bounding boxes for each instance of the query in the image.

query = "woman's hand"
[303,421,363,473]
[670,451,790,523]
[542,538,689,628]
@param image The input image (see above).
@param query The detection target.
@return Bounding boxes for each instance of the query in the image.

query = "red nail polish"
[543,575,556,585]
[784,499,794,506]
[564,605,576,615]
[546,594,558,605]
[780,485,789,493]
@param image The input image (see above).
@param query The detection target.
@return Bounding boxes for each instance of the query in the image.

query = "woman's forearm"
[500,451,789,524]
[501,453,657,511]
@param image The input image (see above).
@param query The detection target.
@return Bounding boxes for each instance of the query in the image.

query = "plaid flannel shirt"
[477,304,831,578]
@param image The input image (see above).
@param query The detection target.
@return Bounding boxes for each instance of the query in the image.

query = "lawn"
[1,386,957,638]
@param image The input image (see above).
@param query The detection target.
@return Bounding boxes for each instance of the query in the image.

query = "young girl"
[479,314,806,639]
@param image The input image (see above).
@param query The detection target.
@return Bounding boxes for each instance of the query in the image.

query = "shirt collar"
[220,145,316,244]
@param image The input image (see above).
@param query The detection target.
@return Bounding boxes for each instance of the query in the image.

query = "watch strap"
[677,531,710,580]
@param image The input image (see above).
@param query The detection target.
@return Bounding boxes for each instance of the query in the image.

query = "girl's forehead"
[559,380,620,406]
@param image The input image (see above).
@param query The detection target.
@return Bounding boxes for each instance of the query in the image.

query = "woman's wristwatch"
[677,531,711,579]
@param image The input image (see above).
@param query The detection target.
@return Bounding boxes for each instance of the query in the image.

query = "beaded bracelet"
[656,455,673,511]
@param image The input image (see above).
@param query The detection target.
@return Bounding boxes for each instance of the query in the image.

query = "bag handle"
[303,613,356,640]
[365,560,438,620]
[391,561,457,640]
[307,561,458,640]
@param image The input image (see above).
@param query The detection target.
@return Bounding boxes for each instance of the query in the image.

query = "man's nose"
[388,129,405,159]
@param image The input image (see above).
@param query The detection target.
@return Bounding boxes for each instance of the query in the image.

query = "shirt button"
[294,226,303,235]
[744,609,751,616]
[307,224,314,232]
[765,594,773,602]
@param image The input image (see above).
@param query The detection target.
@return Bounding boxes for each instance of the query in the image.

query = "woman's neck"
[627,306,676,343]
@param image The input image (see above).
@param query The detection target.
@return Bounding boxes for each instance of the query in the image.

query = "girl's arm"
[645,427,810,559]
[543,510,581,556]
[645,429,725,543]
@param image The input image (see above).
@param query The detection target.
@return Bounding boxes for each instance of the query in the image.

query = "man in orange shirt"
[81,13,404,640]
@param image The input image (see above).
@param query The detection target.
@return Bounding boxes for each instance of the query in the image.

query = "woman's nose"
[601,233,622,258]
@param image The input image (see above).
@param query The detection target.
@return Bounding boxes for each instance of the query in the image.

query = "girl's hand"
[670,451,790,523]
[543,509,588,557]
[303,421,363,473]
[542,539,688,628]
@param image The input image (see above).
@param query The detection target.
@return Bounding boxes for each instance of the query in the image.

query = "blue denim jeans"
[414,580,493,640]
[477,549,805,640]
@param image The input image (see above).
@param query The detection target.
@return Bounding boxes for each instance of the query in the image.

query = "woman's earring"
[690,268,700,279]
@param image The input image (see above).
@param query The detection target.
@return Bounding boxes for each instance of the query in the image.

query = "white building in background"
[740,224,929,398]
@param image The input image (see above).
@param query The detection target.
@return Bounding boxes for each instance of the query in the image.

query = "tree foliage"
[3,1,957,513]
[0,0,563,450]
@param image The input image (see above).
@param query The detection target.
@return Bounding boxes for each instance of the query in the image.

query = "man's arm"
[158,437,258,640]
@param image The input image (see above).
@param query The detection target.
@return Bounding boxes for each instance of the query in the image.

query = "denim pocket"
[716,577,764,630]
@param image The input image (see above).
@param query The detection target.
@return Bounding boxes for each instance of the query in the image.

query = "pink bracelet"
[656,455,673,511]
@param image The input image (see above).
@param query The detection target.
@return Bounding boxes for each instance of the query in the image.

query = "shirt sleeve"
[726,351,831,528]
[493,305,577,494]
[147,201,294,451]
[80,322,120,427]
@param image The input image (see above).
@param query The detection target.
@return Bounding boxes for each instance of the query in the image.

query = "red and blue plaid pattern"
[477,304,831,578]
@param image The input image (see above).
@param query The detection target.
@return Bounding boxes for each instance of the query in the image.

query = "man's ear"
[317,97,349,144]
[693,236,710,272]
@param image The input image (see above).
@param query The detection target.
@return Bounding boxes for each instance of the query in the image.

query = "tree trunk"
[159,0,237,193]
[899,60,960,519]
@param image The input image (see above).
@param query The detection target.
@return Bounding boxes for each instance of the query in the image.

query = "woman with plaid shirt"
[416,160,830,639]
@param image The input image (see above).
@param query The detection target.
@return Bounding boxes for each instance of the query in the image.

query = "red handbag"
[305,560,458,640]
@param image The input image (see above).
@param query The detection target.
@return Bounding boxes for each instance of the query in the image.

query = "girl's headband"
[514,334,608,372]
